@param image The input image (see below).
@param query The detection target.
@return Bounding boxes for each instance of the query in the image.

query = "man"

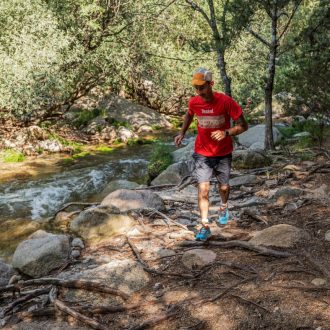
[174,68,248,241]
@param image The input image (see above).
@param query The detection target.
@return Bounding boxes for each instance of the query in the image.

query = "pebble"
[71,238,85,249]
[71,250,81,259]
[311,278,326,286]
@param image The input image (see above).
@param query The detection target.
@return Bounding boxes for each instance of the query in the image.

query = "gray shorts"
[192,152,232,185]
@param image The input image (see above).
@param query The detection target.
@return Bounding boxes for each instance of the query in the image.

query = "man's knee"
[199,183,210,199]
[219,184,230,194]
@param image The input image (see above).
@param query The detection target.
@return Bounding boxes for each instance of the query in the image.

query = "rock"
[249,224,309,248]
[238,124,282,148]
[61,259,150,304]
[325,230,330,242]
[37,139,64,153]
[182,249,216,269]
[71,238,85,249]
[70,206,135,242]
[233,149,272,169]
[311,278,326,286]
[0,260,15,286]
[12,230,70,278]
[84,116,107,135]
[248,141,265,150]
[71,250,81,259]
[293,131,311,138]
[172,140,195,162]
[117,126,137,143]
[100,126,117,142]
[283,202,298,213]
[138,125,153,133]
[274,187,303,200]
[151,161,192,186]
[99,180,140,199]
[230,174,258,187]
[101,189,165,212]
[127,227,143,237]
[54,211,73,227]
[283,164,302,171]
[155,248,176,258]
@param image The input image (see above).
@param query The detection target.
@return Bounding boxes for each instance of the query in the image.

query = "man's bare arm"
[228,114,248,136]
[211,114,248,141]
[174,112,194,146]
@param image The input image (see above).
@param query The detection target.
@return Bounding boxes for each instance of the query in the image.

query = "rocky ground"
[1,145,330,329]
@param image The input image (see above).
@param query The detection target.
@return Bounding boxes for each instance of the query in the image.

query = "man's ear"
[210,81,214,86]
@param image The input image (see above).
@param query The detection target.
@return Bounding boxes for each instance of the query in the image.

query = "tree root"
[179,240,294,258]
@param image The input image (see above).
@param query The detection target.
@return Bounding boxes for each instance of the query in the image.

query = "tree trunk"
[216,50,232,97]
[264,9,278,150]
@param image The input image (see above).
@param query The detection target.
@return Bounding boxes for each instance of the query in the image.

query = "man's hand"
[210,130,226,141]
[174,133,185,146]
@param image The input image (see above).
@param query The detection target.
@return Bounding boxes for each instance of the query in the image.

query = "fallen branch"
[1,287,51,317]
[126,237,194,279]
[303,251,330,281]
[55,202,99,215]
[16,278,129,300]
[229,293,270,312]
[150,209,188,230]
[240,209,268,225]
[179,240,293,258]
[49,287,107,330]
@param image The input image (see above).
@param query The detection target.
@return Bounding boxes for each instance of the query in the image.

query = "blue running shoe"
[195,227,211,241]
[218,208,229,225]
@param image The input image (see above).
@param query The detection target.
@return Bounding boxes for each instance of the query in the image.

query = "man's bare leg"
[198,182,210,226]
[218,184,230,209]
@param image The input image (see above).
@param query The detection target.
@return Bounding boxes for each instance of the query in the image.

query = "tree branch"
[185,0,212,26]
[278,0,302,41]
[248,28,271,47]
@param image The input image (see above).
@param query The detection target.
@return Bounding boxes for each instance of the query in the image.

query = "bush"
[1,149,25,162]
[147,143,173,182]
[74,109,102,127]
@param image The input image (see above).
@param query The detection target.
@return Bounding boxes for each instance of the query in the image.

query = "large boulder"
[249,224,310,248]
[99,180,140,199]
[172,139,195,162]
[233,149,272,169]
[238,124,282,148]
[70,206,135,242]
[229,174,258,187]
[151,161,192,186]
[117,126,137,143]
[12,230,70,278]
[101,189,165,211]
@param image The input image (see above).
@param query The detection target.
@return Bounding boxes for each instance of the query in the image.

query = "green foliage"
[1,149,25,163]
[169,117,182,129]
[72,151,90,159]
[95,145,114,153]
[147,143,173,182]
[74,109,102,127]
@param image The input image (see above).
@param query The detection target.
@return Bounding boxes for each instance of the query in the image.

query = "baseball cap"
[191,68,212,86]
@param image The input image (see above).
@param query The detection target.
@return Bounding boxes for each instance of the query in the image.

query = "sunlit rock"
[12,230,70,278]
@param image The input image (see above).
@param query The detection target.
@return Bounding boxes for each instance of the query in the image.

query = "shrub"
[1,149,25,162]
[147,143,173,182]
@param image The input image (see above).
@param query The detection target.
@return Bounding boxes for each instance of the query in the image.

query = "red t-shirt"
[188,92,242,157]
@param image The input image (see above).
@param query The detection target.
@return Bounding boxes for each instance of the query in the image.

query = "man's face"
[193,82,213,102]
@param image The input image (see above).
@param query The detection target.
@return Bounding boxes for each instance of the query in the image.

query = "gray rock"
[230,174,258,187]
[233,149,272,169]
[248,141,264,150]
[325,230,330,242]
[100,126,117,142]
[155,248,176,258]
[172,140,195,162]
[71,250,81,259]
[12,230,70,278]
[62,259,150,299]
[138,125,153,133]
[182,249,216,269]
[249,224,309,248]
[238,124,282,148]
[71,238,85,249]
[99,180,140,199]
[311,278,326,286]
[117,126,137,143]
[101,189,165,212]
[151,161,192,186]
[293,131,311,138]
[274,187,303,200]
[70,206,135,241]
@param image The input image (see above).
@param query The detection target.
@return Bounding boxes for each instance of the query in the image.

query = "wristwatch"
[225,129,230,137]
